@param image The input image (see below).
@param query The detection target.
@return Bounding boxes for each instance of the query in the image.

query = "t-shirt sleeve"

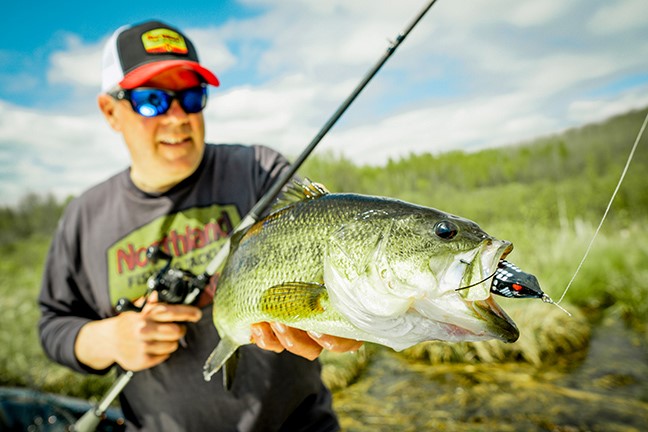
[252,144,293,200]
[37,208,111,375]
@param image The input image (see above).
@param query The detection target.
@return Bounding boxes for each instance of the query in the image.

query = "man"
[38,20,361,431]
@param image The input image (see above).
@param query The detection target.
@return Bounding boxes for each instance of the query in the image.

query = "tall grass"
[488,219,648,332]
[0,235,115,400]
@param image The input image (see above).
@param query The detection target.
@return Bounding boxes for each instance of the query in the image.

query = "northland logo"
[107,205,239,304]
[116,215,233,274]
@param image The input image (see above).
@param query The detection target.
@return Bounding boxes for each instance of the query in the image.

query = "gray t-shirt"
[38,143,339,431]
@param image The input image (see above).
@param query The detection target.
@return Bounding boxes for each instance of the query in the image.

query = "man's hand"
[250,322,363,360]
[75,295,202,371]
[110,301,202,370]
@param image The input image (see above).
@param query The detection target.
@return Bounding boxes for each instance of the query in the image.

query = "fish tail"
[203,337,239,383]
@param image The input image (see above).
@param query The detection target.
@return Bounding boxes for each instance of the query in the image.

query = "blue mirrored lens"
[180,87,207,113]
[130,89,172,117]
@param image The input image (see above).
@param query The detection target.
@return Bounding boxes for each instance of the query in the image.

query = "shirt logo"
[106,204,239,306]
[141,28,188,54]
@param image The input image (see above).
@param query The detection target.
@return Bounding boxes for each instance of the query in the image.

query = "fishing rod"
[73,1,439,430]
[73,371,132,431]
[206,0,439,275]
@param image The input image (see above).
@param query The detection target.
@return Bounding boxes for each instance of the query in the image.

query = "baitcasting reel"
[116,246,209,313]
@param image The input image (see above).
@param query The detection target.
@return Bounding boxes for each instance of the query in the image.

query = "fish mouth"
[470,296,519,343]
[458,239,513,300]
[459,239,519,343]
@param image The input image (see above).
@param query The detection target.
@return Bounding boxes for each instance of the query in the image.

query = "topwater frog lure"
[456,259,571,316]
[490,260,571,315]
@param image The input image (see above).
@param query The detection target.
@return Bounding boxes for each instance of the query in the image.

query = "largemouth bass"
[203,181,519,383]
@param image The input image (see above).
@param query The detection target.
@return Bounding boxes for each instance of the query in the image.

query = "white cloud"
[568,85,648,124]
[1,0,647,204]
[203,73,356,157]
[588,0,648,34]
[0,101,129,205]
[322,91,561,165]
[219,0,428,80]
[504,0,571,27]
[47,34,103,88]
[184,27,238,75]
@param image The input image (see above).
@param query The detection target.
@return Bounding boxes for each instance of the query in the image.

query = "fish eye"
[434,221,458,240]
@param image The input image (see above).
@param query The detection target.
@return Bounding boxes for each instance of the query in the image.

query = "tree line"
[300,107,648,225]
[0,193,68,246]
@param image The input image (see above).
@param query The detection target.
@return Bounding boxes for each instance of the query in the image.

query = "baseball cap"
[101,20,220,92]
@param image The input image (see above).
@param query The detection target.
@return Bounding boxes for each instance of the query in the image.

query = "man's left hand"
[250,322,363,360]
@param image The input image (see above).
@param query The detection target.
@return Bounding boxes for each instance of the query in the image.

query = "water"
[333,313,648,431]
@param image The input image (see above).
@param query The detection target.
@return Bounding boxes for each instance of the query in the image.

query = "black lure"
[490,260,571,315]
[491,260,543,299]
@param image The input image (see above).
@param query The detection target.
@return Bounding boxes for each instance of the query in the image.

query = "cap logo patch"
[141,28,188,54]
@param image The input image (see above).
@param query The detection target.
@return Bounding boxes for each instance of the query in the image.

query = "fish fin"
[270,178,329,213]
[203,336,240,385]
[260,282,328,321]
[222,348,240,390]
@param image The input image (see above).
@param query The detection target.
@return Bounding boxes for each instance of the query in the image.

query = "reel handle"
[115,297,143,313]
[146,245,172,264]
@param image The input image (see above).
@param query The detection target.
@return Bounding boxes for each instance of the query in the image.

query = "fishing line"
[556,109,648,305]
[455,270,497,291]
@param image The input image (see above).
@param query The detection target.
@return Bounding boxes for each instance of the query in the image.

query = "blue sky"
[1,0,264,109]
[1,0,647,205]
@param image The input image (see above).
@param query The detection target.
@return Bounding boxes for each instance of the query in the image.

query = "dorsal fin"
[270,178,329,213]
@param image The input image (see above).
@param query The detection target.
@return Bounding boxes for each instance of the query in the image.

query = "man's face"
[99,68,206,193]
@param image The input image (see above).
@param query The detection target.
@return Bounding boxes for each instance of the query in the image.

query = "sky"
[1,0,647,206]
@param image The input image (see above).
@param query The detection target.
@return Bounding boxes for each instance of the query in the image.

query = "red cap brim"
[119,60,220,89]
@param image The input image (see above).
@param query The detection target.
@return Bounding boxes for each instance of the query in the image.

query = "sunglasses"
[108,85,208,117]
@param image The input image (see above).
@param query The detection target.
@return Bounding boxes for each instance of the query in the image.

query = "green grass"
[0,235,115,400]
[490,219,648,333]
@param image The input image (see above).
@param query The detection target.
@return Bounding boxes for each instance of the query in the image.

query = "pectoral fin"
[203,336,240,387]
[260,282,328,321]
